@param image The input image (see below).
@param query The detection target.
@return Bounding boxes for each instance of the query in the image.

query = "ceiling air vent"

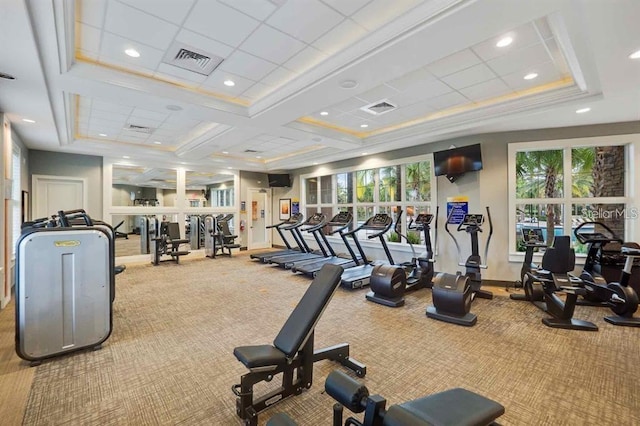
[360,99,397,116]
[244,149,261,153]
[125,124,154,134]
[162,42,224,76]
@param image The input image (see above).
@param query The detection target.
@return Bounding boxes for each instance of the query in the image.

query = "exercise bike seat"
[233,345,287,369]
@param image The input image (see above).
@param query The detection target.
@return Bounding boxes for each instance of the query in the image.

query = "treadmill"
[340,213,394,289]
[292,211,361,277]
[268,213,329,268]
[249,213,306,263]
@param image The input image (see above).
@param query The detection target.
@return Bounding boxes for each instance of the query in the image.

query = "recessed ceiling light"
[629,49,640,59]
[320,111,329,116]
[99,133,107,137]
[496,36,513,48]
[340,79,358,89]
[123,155,130,159]
[360,124,369,128]
[223,79,235,87]
[576,107,591,114]
[361,152,368,156]
[124,48,140,58]
[153,141,162,145]
[22,118,35,123]
[256,156,262,159]
[523,72,538,80]
[222,151,229,154]
[227,166,233,169]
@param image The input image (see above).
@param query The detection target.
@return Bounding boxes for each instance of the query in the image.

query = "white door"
[33,175,87,219]
[247,189,270,250]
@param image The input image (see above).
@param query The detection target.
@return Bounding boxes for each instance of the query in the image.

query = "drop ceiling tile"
[312,18,368,55]
[88,115,127,127]
[471,23,542,62]
[242,82,275,100]
[267,0,344,44]
[125,117,164,129]
[99,32,165,72]
[486,43,552,76]
[386,67,435,92]
[78,23,101,55]
[155,63,209,84]
[397,100,436,120]
[91,99,133,115]
[458,78,512,102]
[356,84,401,103]
[104,1,179,50]
[218,51,278,81]
[501,61,562,90]
[218,0,277,20]
[261,67,298,87]
[183,1,260,48]
[425,49,482,78]
[351,0,422,31]
[331,113,369,128]
[130,108,169,122]
[388,79,453,107]
[425,91,469,110]
[332,97,370,113]
[534,17,553,40]
[174,29,235,59]
[78,0,106,28]
[321,0,372,16]
[544,38,571,75]
[441,63,499,90]
[283,46,328,73]
[240,25,306,65]
[117,0,196,24]
[202,71,256,95]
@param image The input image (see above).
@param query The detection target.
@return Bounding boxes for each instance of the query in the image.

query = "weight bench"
[267,369,505,426]
[151,222,190,265]
[232,264,366,426]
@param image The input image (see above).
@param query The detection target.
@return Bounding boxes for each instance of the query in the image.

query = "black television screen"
[268,173,291,187]
[433,144,483,180]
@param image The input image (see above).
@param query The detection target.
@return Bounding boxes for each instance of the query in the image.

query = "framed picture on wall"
[279,198,291,220]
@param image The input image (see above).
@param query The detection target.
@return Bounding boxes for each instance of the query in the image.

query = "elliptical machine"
[426,207,493,326]
[366,208,438,307]
[510,228,546,301]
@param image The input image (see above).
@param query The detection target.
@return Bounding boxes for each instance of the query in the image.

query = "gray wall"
[29,150,103,219]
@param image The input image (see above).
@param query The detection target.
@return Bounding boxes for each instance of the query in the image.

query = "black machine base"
[365,291,405,307]
[604,316,640,327]
[541,317,598,331]
[509,293,529,301]
[426,306,477,327]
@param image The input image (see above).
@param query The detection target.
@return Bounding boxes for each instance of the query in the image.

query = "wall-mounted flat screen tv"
[433,144,483,182]
[268,173,292,187]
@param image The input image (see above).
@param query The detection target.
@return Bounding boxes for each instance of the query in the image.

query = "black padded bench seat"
[233,345,287,369]
[383,388,505,426]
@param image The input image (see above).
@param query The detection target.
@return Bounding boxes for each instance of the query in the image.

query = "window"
[11,145,21,257]
[508,136,633,259]
[212,188,234,207]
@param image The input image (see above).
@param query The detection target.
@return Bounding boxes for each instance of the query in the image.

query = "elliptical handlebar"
[445,208,464,266]
[481,206,493,269]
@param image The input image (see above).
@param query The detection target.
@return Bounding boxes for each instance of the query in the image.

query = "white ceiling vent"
[360,99,397,116]
[162,42,224,76]
[244,149,261,153]
[125,124,154,134]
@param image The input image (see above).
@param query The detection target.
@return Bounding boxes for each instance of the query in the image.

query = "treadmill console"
[461,214,483,226]
[306,213,325,225]
[366,214,392,229]
[328,211,352,225]
[415,214,434,225]
[285,213,304,224]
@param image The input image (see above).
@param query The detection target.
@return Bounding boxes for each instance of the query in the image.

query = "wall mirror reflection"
[113,213,180,257]
[112,165,178,207]
[185,170,235,208]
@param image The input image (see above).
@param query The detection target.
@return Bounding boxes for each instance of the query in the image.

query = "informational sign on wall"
[446,196,469,224]
[291,201,300,215]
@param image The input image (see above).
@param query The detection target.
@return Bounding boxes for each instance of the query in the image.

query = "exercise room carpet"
[5,252,639,425]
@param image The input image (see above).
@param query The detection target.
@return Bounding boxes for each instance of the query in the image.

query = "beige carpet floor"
[1,251,639,425]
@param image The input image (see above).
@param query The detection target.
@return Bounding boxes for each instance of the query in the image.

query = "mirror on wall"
[185,170,235,208]
[112,213,182,257]
[112,165,178,207]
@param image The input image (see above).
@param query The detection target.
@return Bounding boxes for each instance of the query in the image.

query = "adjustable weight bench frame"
[232,264,366,426]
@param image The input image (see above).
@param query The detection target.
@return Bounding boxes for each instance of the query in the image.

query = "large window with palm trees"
[509,136,632,258]
[302,155,435,246]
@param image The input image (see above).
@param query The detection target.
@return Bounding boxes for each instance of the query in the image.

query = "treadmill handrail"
[343,215,393,239]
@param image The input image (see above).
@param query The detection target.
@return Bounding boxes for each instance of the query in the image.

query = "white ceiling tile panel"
[321,0,372,16]
[386,67,435,92]
[397,100,436,120]
[486,43,552,76]
[174,29,235,59]
[441,63,499,90]
[78,23,101,55]
[355,84,400,103]
[91,99,133,115]
[425,49,482,78]
[78,49,100,61]
[183,1,260,47]
[425,91,469,110]
[543,38,571,75]
[242,82,275,100]
[534,17,553,40]
[78,0,107,28]
[202,70,256,95]
[332,97,369,113]
[283,46,328,73]
[351,0,421,31]
[471,23,542,62]
[261,67,298,87]
[104,1,179,50]
[99,32,165,72]
[240,25,306,65]
[117,0,196,25]
[389,79,453,107]
[218,51,278,81]
[458,78,512,102]
[218,0,278,21]
[266,0,344,44]
[501,62,562,90]
[124,117,164,129]
[312,18,368,55]
[130,108,169,122]
[155,63,209,84]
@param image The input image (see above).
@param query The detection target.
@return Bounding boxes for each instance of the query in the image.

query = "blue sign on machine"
[446,196,469,224]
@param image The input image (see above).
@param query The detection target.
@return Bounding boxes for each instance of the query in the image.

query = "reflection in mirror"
[112,165,178,207]
[185,170,235,208]
[113,213,180,257]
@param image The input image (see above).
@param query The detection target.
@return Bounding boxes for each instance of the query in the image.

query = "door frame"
[247,188,271,251]
[32,174,89,218]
